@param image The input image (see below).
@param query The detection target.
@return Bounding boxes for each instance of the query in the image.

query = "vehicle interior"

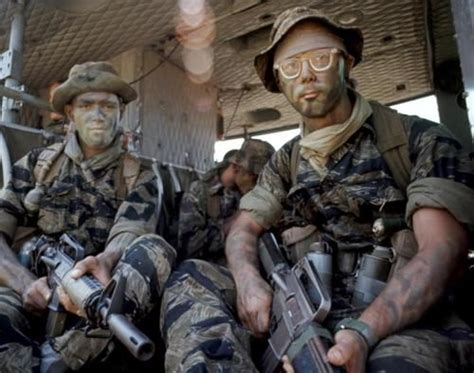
[0,0,473,370]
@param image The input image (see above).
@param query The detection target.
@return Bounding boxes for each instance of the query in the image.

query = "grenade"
[352,246,393,307]
[372,217,407,240]
[306,241,332,296]
[24,155,56,215]
[24,183,47,214]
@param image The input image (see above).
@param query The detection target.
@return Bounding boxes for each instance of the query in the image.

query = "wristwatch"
[334,318,378,351]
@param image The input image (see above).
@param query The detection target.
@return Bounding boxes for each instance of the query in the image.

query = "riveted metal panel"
[0,0,457,138]
[140,51,217,171]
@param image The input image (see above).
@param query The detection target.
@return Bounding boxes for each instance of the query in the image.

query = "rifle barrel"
[106,313,155,361]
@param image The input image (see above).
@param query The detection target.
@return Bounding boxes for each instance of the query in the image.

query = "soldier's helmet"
[233,139,275,175]
[254,6,364,93]
[51,61,137,114]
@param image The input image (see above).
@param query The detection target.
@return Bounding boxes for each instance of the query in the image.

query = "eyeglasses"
[273,48,344,80]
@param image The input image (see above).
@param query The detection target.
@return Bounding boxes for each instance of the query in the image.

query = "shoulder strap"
[289,104,412,192]
[290,140,300,187]
[116,152,141,200]
[34,142,67,186]
[369,101,412,193]
[206,193,221,219]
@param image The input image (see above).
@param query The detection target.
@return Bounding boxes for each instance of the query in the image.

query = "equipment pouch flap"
[282,225,317,246]
[390,229,418,259]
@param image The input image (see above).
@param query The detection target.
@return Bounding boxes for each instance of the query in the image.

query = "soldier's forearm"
[359,208,469,342]
[0,233,36,294]
[225,212,263,282]
[226,230,260,281]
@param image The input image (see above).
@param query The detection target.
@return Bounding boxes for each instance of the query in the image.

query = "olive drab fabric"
[51,61,137,115]
[232,139,276,175]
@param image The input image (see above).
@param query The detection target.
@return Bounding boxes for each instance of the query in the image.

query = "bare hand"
[57,286,85,317]
[69,255,112,285]
[236,272,273,337]
[327,329,368,373]
[282,355,295,373]
[57,255,111,314]
[22,277,51,316]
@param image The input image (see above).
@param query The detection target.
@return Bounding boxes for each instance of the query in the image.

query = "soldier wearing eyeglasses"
[160,6,474,372]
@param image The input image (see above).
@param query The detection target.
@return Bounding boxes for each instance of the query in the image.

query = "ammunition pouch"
[12,227,41,253]
[281,225,319,263]
[388,229,418,278]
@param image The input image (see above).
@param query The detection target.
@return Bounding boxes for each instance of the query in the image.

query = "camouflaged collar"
[65,132,124,171]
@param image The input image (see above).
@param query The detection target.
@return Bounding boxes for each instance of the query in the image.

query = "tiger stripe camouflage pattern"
[0,135,159,255]
[160,259,258,372]
[178,169,241,264]
[161,111,474,371]
[0,134,176,372]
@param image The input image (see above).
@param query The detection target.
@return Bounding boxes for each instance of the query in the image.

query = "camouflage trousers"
[0,233,176,373]
[160,259,258,372]
[367,310,474,372]
[160,260,474,373]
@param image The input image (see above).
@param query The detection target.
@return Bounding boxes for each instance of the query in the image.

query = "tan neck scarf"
[299,91,372,176]
[65,132,124,172]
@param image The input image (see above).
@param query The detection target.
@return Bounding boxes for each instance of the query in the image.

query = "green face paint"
[70,92,122,149]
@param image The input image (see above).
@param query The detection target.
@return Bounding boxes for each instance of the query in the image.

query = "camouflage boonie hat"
[51,61,137,114]
[255,6,364,93]
[216,149,240,171]
[233,139,275,175]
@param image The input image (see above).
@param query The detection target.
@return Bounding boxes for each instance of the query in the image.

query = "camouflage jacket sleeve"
[0,148,43,241]
[240,138,297,229]
[177,179,226,260]
[405,117,474,230]
[107,168,159,247]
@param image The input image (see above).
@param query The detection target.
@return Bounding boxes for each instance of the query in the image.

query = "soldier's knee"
[125,233,176,260]
[123,233,176,270]
[367,356,430,373]
[0,287,24,318]
[164,259,222,291]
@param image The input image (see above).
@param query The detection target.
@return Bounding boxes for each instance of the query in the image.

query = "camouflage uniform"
[178,167,241,264]
[0,133,176,372]
[161,140,274,372]
[162,105,474,371]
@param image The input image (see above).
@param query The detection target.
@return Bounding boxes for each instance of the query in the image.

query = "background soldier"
[160,139,274,372]
[0,62,176,372]
[178,140,275,264]
[177,148,240,263]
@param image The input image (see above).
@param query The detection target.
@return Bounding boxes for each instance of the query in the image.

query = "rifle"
[258,232,338,373]
[23,234,155,361]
